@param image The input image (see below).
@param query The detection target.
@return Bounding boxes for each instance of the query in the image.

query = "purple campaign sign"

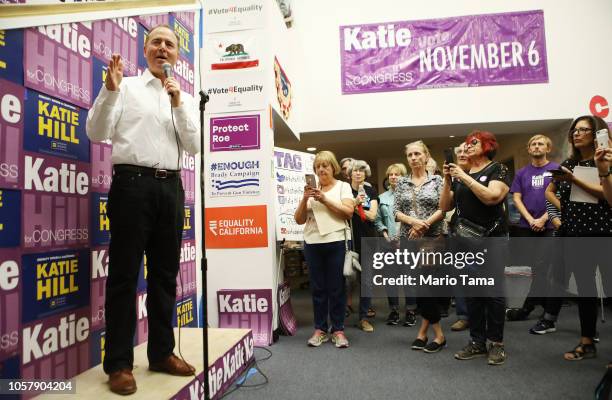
[177,240,196,298]
[217,289,273,346]
[172,11,195,34]
[174,55,194,96]
[173,294,197,328]
[278,282,297,335]
[135,290,148,346]
[20,307,91,379]
[210,115,260,152]
[0,28,24,85]
[90,141,112,192]
[340,10,548,94]
[24,24,93,109]
[0,79,24,189]
[182,204,195,240]
[90,246,108,331]
[0,249,21,362]
[138,14,170,31]
[93,18,139,77]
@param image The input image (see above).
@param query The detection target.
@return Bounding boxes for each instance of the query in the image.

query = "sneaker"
[403,310,417,327]
[357,319,374,332]
[529,319,556,335]
[454,341,487,360]
[386,310,400,325]
[423,339,447,353]
[506,308,530,321]
[331,331,349,348]
[488,342,506,365]
[367,307,376,318]
[411,337,427,350]
[451,319,469,332]
[307,329,329,347]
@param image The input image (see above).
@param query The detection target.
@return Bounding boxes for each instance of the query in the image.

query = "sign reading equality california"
[340,10,548,94]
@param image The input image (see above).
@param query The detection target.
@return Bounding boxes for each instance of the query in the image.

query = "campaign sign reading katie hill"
[0,189,21,248]
[174,55,194,96]
[210,114,260,152]
[90,246,108,331]
[0,249,21,361]
[0,79,24,189]
[181,152,196,205]
[24,23,93,109]
[88,328,105,368]
[177,240,197,299]
[171,16,194,63]
[182,204,195,240]
[92,56,109,98]
[137,24,149,73]
[90,140,112,192]
[172,11,195,34]
[0,28,24,85]
[90,192,110,246]
[22,249,90,324]
[92,17,139,77]
[173,294,197,328]
[20,307,91,380]
[135,289,148,346]
[218,289,273,346]
[24,89,90,162]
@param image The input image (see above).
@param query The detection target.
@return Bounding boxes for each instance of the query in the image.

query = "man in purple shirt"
[507,135,559,322]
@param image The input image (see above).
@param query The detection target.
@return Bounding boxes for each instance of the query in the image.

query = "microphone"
[162,62,173,97]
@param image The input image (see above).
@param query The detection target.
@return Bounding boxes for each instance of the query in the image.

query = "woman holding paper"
[294,151,354,349]
[545,115,612,361]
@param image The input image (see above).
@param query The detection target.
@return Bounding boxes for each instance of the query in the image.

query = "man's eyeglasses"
[572,127,593,136]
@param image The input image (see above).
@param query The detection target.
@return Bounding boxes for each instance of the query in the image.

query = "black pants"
[467,297,506,344]
[417,297,445,324]
[103,170,184,374]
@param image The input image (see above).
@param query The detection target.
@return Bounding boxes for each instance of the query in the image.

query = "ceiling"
[274,115,572,166]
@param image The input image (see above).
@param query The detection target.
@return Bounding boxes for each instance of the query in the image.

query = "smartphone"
[305,174,316,188]
[596,129,610,150]
[443,148,455,165]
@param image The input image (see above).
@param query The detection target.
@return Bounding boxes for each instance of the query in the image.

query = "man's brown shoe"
[149,354,195,376]
[108,369,137,395]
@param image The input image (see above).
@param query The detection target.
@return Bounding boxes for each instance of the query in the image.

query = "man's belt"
[113,164,180,179]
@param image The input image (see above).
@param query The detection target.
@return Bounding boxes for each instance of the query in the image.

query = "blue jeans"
[454,296,469,321]
[304,241,346,333]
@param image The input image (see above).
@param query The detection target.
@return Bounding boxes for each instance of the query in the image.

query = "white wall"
[291,0,612,133]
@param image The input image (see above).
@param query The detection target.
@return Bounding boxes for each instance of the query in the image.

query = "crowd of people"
[294,115,612,371]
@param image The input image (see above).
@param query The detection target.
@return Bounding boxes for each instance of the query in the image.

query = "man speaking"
[86,24,199,395]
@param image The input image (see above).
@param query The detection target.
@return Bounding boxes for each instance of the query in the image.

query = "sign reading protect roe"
[210,114,260,152]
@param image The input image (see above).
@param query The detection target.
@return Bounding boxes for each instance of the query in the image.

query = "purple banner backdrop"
[0,79,24,189]
[20,307,91,380]
[0,189,21,248]
[138,14,170,31]
[90,192,110,246]
[21,249,90,324]
[137,24,149,75]
[92,18,139,77]
[21,191,89,252]
[135,290,148,346]
[181,152,196,204]
[210,115,260,152]
[90,141,112,192]
[90,246,108,331]
[171,16,194,63]
[0,249,21,362]
[278,282,297,335]
[22,152,90,197]
[340,10,548,94]
[172,11,195,34]
[177,240,196,299]
[24,24,93,108]
[173,331,254,400]
[0,28,24,85]
[88,328,105,368]
[24,89,90,162]
[217,289,273,346]
[174,56,195,96]
[182,204,195,240]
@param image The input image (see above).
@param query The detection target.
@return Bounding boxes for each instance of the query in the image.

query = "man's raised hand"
[105,54,124,92]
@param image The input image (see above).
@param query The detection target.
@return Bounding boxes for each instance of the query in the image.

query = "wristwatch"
[599,170,611,178]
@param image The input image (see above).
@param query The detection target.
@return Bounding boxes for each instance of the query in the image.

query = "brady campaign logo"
[210,114,260,152]
[209,159,261,198]
[205,205,268,248]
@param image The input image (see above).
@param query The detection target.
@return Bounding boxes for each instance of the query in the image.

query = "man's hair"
[145,24,180,46]
[527,134,552,150]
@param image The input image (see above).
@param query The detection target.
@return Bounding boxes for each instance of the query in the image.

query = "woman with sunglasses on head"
[394,141,446,352]
[545,115,612,361]
[439,131,511,366]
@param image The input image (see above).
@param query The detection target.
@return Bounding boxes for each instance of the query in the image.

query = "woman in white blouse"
[295,151,354,349]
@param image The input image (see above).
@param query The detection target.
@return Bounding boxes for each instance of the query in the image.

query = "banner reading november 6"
[340,10,548,94]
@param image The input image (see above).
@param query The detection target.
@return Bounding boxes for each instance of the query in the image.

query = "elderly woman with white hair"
[348,160,379,332]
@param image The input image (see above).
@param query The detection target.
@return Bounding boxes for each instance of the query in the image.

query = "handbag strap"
[457,162,497,218]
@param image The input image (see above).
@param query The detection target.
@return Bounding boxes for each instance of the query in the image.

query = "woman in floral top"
[394,140,446,353]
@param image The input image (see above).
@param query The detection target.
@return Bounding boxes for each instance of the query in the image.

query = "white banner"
[204,0,266,34]
[273,147,315,241]
[204,31,262,71]
[204,68,267,114]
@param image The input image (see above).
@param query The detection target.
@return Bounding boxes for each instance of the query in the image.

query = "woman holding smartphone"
[295,151,354,348]
[545,115,612,361]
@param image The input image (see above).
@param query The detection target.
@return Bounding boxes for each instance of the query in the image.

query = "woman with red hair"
[439,130,511,366]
